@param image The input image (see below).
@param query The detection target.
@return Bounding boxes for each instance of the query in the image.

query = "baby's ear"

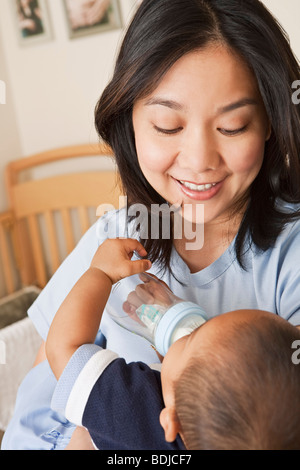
[159,407,180,442]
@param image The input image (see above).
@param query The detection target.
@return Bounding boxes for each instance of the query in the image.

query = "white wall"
[0,35,22,210]
[262,0,300,60]
[0,0,299,212]
[0,0,136,157]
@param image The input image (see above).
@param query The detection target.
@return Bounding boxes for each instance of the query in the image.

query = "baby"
[46,238,300,450]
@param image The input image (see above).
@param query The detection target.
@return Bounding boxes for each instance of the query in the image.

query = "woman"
[3,0,300,450]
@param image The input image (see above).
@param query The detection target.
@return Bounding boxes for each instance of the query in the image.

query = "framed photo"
[12,0,53,46]
[63,0,123,40]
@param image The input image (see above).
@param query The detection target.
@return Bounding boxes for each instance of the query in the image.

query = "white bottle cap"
[154,301,207,356]
[171,316,205,343]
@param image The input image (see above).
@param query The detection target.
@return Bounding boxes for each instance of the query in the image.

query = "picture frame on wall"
[63,0,123,40]
[12,0,53,46]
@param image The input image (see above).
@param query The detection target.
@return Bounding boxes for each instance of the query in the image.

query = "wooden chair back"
[5,143,122,289]
[0,211,19,297]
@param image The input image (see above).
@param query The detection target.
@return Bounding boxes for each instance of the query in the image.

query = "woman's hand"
[123,273,176,319]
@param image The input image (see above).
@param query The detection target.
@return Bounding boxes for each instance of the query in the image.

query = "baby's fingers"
[121,238,148,259]
[127,258,152,276]
[121,238,151,275]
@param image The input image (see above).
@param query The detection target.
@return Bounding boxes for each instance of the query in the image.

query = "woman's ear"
[159,407,181,442]
[265,121,272,141]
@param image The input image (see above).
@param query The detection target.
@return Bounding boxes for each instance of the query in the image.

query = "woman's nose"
[177,127,221,173]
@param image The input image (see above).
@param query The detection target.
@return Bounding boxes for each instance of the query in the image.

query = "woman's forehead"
[138,47,261,111]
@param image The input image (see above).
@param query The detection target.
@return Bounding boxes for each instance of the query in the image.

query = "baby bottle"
[106,273,207,356]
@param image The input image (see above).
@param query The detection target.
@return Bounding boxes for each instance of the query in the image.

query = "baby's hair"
[175,316,300,450]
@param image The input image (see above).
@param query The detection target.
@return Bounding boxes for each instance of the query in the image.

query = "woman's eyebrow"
[144,96,258,114]
[144,97,185,111]
[216,98,258,115]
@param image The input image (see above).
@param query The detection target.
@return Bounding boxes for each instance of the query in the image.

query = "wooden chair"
[0,211,18,296]
[5,143,122,290]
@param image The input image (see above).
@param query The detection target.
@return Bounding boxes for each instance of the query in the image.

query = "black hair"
[175,316,300,450]
[95,0,300,275]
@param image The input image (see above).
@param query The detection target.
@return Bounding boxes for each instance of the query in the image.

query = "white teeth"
[179,181,217,191]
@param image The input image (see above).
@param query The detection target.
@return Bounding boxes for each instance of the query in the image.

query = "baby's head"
[160,310,300,450]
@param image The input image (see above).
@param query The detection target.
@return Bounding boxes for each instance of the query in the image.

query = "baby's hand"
[90,238,151,284]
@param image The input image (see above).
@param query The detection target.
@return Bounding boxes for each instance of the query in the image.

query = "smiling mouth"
[178,180,218,192]
[171,177,225,201]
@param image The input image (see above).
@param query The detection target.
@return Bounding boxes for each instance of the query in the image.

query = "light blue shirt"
[2,203,300,449]
[29,204,300,355]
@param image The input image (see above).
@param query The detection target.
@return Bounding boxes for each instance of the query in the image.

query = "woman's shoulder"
[275,199,300,215]
[95,207,129,240]
[276,200,300,238]
[268,200,300,255]
[247,200,300,267]
[95,206,150,241]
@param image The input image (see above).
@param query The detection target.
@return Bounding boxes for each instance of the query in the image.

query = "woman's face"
[132,45,270,227]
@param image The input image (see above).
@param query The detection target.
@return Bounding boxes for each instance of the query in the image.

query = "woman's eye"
[153,124,247,136]
[154,125,183,135]
[218,125,247,136]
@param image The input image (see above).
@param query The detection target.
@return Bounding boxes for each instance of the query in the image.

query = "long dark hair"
[95,0,300,274]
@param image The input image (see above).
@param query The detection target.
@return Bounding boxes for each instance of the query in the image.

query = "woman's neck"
[173,212,242,273]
